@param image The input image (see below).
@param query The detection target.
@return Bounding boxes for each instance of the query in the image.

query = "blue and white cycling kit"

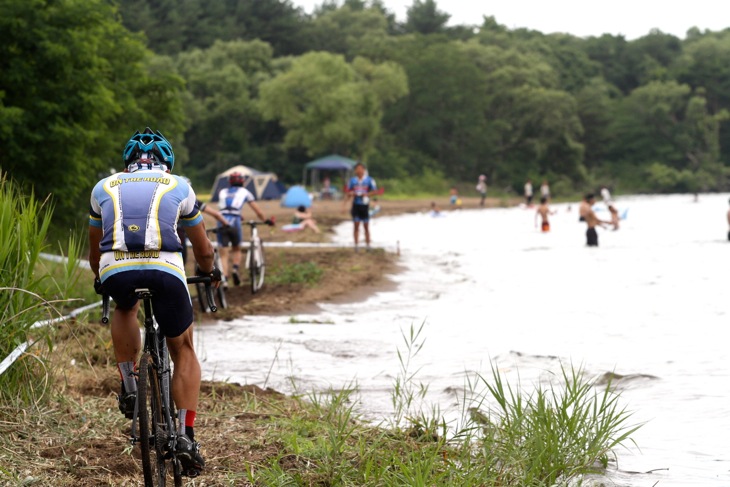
[216,186,256,246]
[89,167,202,285]
[347,175,377,222]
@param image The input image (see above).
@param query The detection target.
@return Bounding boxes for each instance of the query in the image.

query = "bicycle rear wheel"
[138,352,176,486]
[249,241,265,294]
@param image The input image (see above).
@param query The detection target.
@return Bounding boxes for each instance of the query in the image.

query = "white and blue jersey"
[347,175,377,206]
[217,186,256,227]
[89,167,202,284]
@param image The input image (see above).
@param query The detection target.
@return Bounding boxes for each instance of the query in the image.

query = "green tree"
[384,39,488,179]
[117,0,312,56]
[258,51,407,159]
[673,33,730,161]
[403,0,450,35]
[308,3,391,58]
[463,42,585,186]
[174,40,281,184]
[0,0,185,228]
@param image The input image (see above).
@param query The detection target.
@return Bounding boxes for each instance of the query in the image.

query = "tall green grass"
[244,323,641,486]
[0,175,83,406]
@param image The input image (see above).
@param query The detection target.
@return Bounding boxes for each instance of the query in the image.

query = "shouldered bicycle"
[102,276,217,486]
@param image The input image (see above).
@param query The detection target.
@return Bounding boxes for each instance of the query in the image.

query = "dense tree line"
[2,0,730,229]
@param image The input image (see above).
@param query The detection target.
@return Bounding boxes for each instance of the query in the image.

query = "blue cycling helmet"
[123,127,175,170]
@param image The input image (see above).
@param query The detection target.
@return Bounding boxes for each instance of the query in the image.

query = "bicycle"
[102,276,217,486]
[193,228,228,313]
[244,220,274,294]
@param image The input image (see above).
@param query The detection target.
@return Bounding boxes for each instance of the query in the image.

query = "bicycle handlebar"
[100,275,218,323]
[101,295,111,324]
[244,219,275,227]
[187,275,218,313]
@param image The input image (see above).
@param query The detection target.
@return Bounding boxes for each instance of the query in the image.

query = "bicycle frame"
[102,277,216,486]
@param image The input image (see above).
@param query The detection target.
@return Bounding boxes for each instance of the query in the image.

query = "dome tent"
[210,165,286,202]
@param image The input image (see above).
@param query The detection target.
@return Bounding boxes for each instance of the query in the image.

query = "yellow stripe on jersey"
[151,178,179,249]
[103,178,122,250]
[99,260,186,280]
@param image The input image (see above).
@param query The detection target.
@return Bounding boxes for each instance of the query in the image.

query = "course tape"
[1,252,100,376]
[0,300,103,377]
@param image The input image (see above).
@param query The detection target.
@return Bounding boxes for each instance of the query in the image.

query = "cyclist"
[176,176,228,268]
[88,128,220,477]
[344,162,377,250]
[216,171,270,286]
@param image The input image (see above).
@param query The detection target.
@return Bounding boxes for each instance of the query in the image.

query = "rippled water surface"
[197,194,730,486]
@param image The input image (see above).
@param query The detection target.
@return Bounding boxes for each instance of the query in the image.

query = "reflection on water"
[197,194,730,486]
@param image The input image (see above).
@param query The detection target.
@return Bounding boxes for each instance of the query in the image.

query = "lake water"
[197,194,730,486]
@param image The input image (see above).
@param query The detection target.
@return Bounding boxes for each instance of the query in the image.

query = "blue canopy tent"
[302,154,356,188]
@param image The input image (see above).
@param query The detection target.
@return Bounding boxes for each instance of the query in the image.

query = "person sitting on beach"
[430,201,442,217]
[292,205,320,233]
[535,196,555,232]
[608,204,620,230]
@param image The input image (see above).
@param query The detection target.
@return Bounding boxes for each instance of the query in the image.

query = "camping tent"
[281,185,312,208]
[210,165,286,202]
[302,154,356,189]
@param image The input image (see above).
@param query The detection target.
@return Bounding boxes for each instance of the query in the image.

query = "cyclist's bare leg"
[111,303,142,363]
[353,221,361,247]
[363,222,371,247]
[167,326,201,413]
[231,246,242,268]
[218,246,230,277]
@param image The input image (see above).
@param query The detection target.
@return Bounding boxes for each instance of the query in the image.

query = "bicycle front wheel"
[195,282,209,313]
[216,283,227,308]
[138,352,173,486]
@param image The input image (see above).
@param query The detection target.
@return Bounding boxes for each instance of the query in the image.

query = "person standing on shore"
[476,175,487,207]
[600,185,613,206]
[583,193,610,246]
[524,178,533,206]
[345,162,377,251]
[540,179,550,201]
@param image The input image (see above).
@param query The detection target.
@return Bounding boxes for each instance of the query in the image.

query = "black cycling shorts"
[103,270,193,338]
[217,224,242,248]
[351,204,370,222]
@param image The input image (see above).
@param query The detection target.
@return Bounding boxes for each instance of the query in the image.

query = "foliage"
[0,0,186,228]
[0,176,82,405]
[474,363,642,485]
[270,261,324,286]
[6,0,730,238]
[259,51,407,159]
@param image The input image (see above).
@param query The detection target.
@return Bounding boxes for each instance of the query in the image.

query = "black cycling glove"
[196,265,222,282]
[93,277,105,295]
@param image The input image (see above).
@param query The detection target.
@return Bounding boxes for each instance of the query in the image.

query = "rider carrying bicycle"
[88,128,220,476]
[216,171,271,285]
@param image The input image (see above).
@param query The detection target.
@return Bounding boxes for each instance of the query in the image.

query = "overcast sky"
[292,0,730,40]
